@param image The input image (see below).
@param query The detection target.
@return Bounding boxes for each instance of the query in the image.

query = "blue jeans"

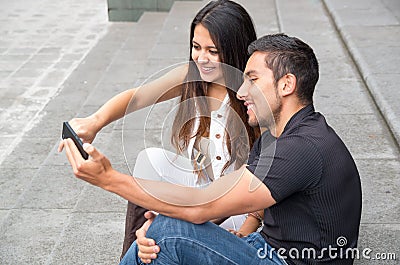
[120,214,286,265]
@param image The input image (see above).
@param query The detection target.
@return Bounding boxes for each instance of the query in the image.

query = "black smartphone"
[62,121,89,160]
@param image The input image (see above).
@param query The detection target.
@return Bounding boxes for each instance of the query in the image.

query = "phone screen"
[62,121,89,160]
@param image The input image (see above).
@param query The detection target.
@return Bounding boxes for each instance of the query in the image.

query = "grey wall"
[107,0,203,21]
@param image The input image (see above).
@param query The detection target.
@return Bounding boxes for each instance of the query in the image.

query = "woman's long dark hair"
[171,0,260,176]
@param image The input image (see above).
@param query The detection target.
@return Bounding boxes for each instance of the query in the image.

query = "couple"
[60,1,362,264]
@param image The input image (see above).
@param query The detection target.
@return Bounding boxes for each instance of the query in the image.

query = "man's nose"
[236,82,248,100]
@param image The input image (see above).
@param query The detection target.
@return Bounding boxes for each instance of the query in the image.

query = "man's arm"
[63,139,276,223]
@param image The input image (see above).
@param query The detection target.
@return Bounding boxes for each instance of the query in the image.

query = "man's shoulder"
[284,110,343,147]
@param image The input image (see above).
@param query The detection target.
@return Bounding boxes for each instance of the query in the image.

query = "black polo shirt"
[247,105,362,265]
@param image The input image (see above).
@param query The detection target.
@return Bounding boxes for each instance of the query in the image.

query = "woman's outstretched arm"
[64,64,188,145]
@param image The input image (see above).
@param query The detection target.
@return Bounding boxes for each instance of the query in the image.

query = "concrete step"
[0,11,167,264]
[145,1,206,64]
[323,0,400,147]
[0,0,109,166]
[235,0,280,36]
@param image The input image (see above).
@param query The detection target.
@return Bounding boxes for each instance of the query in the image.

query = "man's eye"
[250,78,257,83]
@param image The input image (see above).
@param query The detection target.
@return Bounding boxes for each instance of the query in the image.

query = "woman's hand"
[68,115,100,144]
[58,115,100,153]
[136,211,160,264]
[227,229,245,238]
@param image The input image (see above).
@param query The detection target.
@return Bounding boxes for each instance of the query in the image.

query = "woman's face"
[192,24,224,84]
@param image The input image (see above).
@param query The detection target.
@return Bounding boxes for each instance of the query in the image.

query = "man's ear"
[280,74,296,96]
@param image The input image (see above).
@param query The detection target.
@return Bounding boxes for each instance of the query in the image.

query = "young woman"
[64,0,263,258]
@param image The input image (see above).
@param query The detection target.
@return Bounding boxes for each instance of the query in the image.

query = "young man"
[62,34,362,264]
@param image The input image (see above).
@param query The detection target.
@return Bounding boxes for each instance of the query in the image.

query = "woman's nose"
[197,50,209,63]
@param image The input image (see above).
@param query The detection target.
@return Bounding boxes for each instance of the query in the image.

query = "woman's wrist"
[247,211,263,228]
[90,113,105,133]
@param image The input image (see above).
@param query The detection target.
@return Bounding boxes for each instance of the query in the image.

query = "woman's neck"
[206,83,227,111]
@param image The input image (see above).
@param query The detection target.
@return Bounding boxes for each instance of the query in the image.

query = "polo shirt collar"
[281,104,315,135]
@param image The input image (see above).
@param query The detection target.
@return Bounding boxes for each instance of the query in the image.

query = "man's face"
[237,51,282,129]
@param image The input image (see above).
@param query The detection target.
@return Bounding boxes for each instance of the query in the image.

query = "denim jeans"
[119,214,286,265]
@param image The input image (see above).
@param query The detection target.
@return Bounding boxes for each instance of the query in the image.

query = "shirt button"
[216,156,221,160]
[217,114,223,118]
[215,134,221,139]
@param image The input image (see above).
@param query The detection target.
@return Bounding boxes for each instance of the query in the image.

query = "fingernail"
[148,240,154,246]
[153,246,159,253]
[151,253,157,259]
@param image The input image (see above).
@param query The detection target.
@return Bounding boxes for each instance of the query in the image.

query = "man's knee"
[147,214,193,239]
[119,241,140,265]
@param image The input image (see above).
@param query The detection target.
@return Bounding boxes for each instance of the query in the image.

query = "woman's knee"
[135,148,165,166]
[133,148,166,179]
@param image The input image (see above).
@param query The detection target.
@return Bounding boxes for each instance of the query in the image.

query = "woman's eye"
[209,50,219,55]
[193,45,200,50]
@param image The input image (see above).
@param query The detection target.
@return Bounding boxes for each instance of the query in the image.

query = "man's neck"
[272,103,306,138]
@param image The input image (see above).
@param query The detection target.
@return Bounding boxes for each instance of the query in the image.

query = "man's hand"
[62,138,114,190]
[136,211,160,264]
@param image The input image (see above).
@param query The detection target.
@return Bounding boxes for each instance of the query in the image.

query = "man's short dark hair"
[248,33,319,104]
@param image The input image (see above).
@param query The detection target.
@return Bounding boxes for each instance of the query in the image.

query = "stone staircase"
[0,9,170,264]
[0,0,399,264]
